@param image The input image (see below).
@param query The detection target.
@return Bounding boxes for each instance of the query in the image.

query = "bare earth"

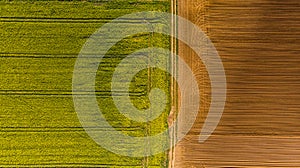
[172,0,300,167]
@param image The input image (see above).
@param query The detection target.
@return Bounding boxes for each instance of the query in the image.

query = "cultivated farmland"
[173,0,300,167]
[0,1,171,167]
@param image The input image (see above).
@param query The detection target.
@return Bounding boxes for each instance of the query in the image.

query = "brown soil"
[172,0,300,167]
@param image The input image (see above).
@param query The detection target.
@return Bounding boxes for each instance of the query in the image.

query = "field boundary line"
[169,0,177,167]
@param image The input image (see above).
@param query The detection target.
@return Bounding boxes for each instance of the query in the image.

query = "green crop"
[0,1,170,167]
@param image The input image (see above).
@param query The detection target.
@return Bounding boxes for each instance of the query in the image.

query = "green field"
[0,1,171,167]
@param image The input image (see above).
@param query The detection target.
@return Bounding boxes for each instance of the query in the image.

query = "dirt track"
[173,0,300,167]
